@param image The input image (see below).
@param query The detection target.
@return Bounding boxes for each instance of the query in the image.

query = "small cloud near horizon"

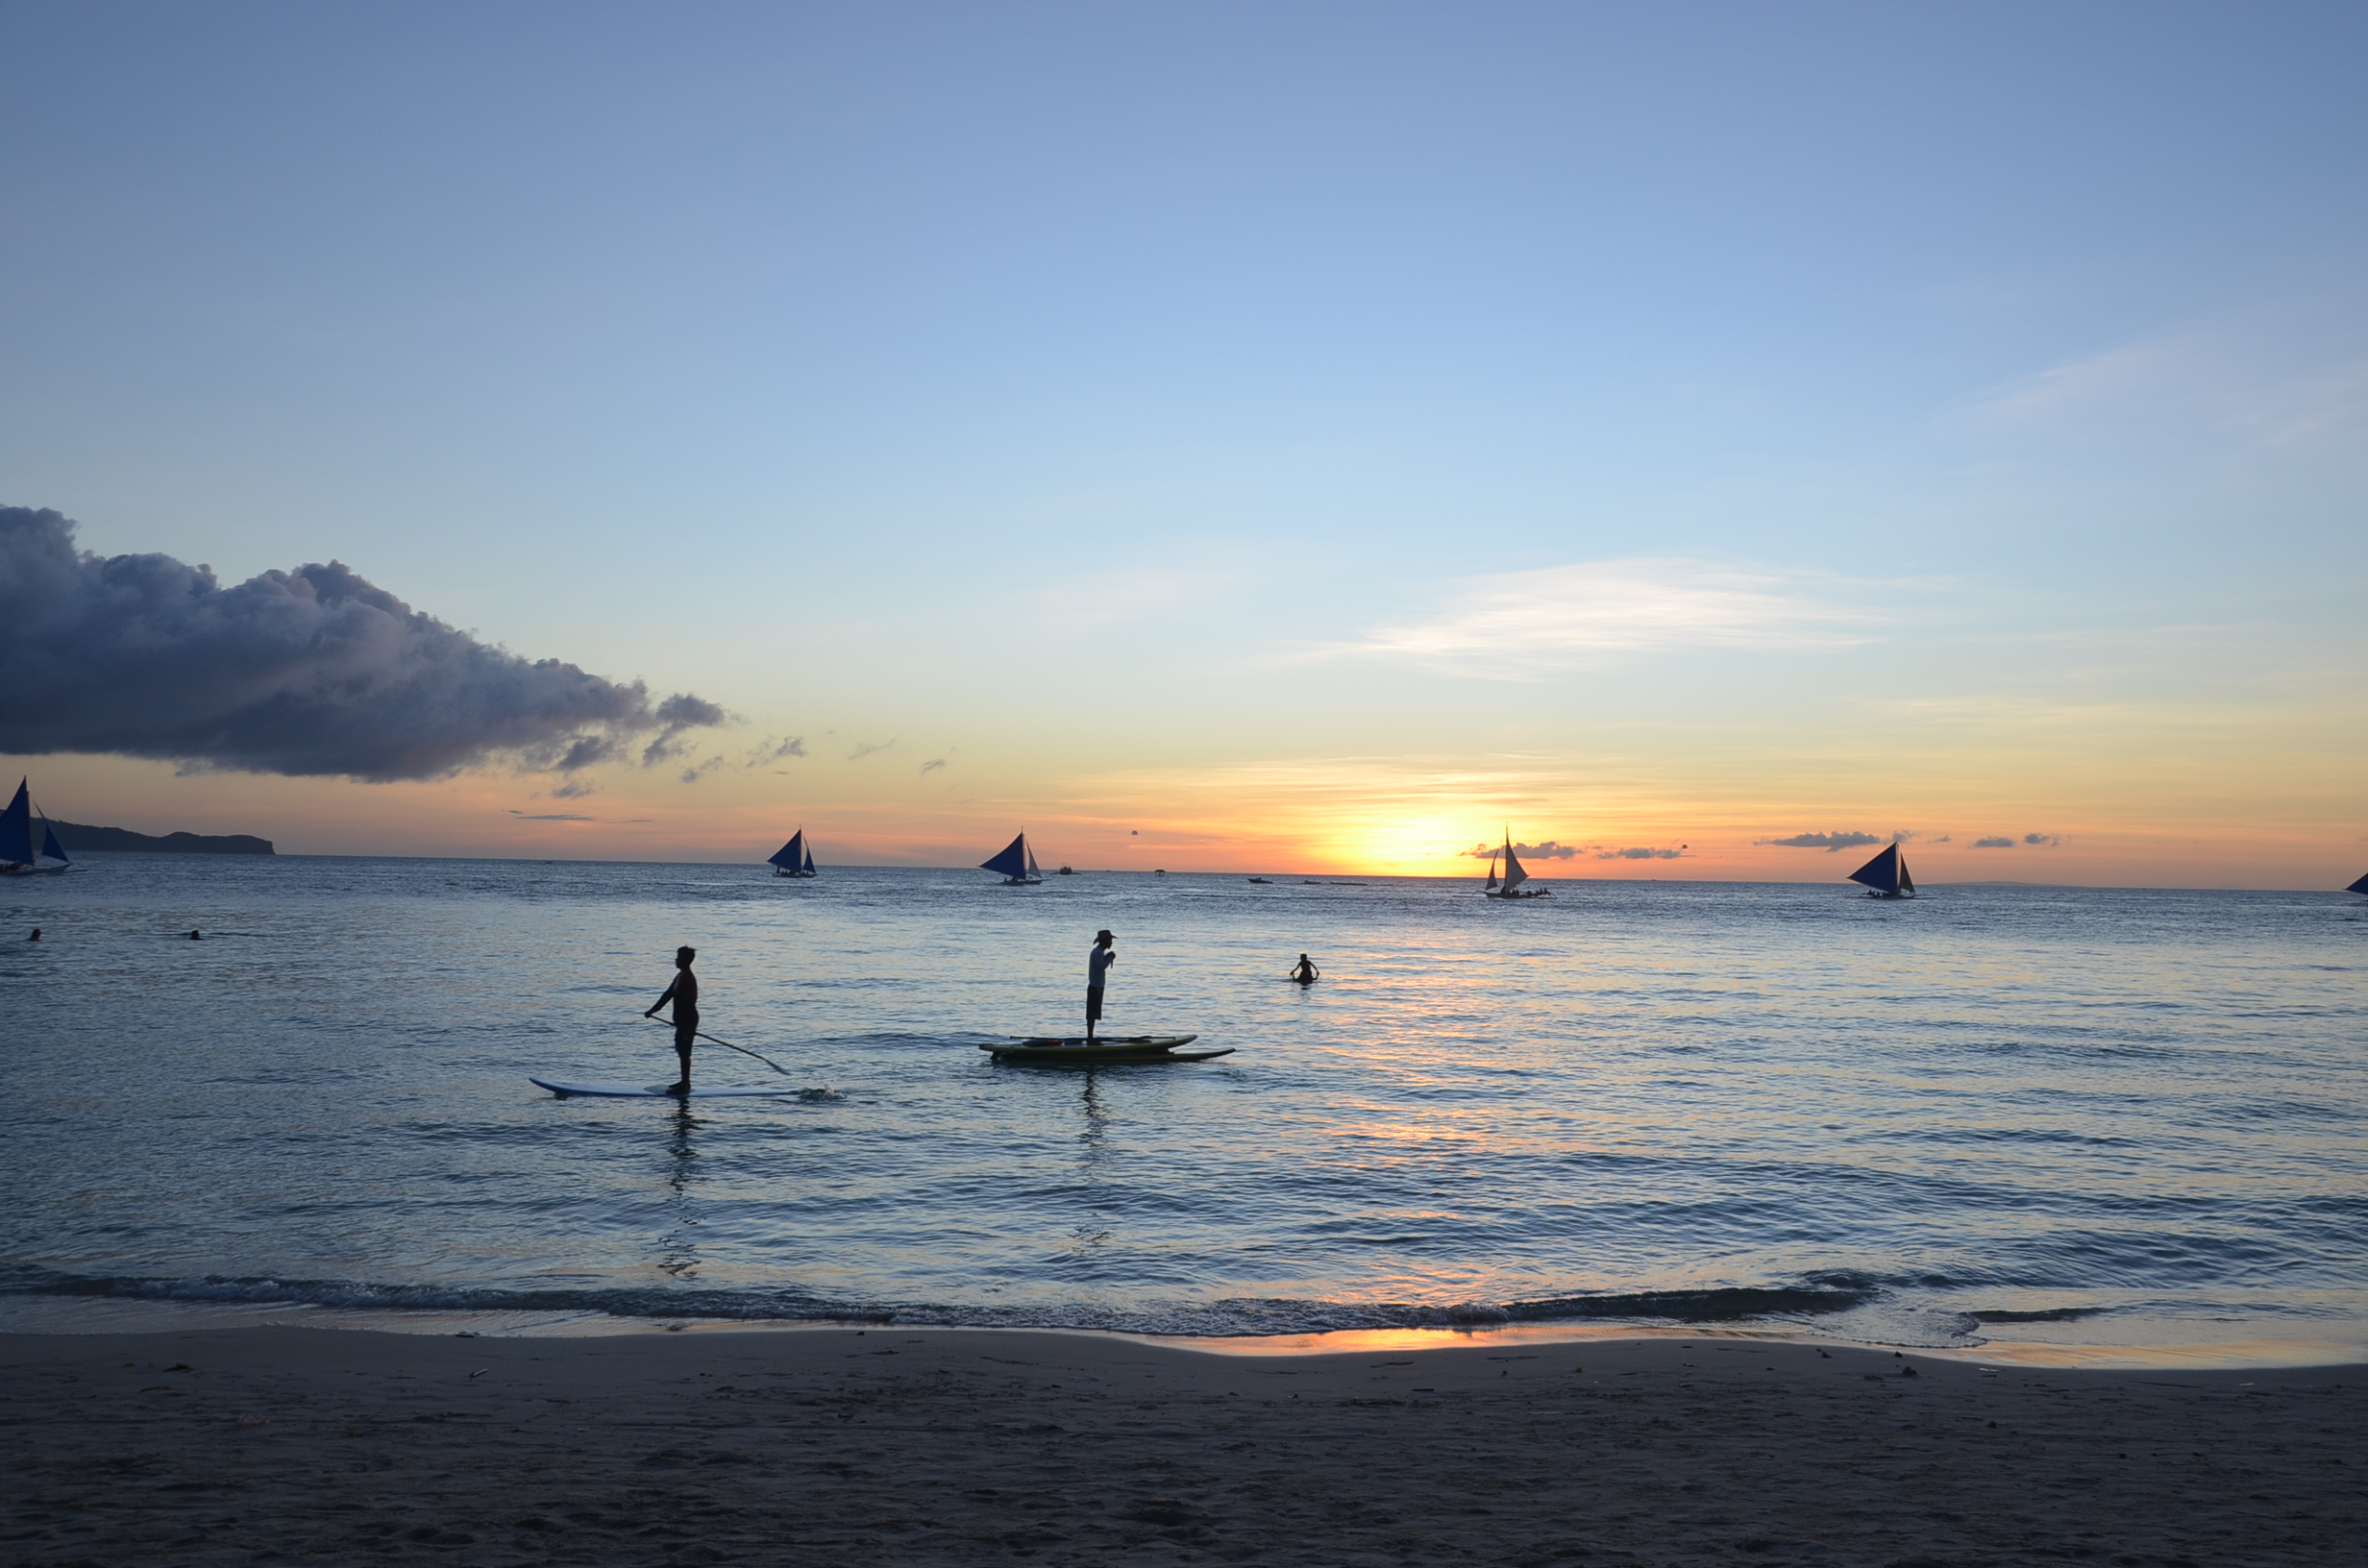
[2023,832,2060,846]
[1460,840,1580,860]
[1758,831,1884,851]
[920,758,946,774]
[1595,845,1687,860]
[508,810,595,822]
[1973,836,2015,848]
[745,736,805,766]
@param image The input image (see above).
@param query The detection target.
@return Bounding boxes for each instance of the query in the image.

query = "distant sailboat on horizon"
[2349,871,2368,895]
[1848,843,1915,899]
[981,831,1043,886]
[1,778,72,875]
[1483,830,1548,899]
[768,827,817,878]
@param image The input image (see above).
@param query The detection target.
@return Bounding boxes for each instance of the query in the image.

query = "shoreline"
[4,1294,2361,1373]
[8,1322,2359,1565]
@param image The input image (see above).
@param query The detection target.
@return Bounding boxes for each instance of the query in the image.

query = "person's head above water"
[676,945,696,967]
[189,929,202,940]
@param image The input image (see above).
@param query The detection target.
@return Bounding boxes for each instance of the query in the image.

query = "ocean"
[4,856,2364,1360]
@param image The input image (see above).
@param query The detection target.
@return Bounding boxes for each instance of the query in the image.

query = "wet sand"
[4,1326,2359,1565]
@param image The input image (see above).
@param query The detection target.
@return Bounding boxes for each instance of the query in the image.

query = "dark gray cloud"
[2023,832,2060,846]
[1758,831,1884,851]
[1973,836,2015,848]
[508,810,596,822]
[1596,845,1686,860]
[0,506,726,782]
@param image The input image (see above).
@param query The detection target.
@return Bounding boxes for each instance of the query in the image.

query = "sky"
[2,1,2363,885]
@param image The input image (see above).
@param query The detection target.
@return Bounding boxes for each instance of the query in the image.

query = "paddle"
[641,1013,792,1075]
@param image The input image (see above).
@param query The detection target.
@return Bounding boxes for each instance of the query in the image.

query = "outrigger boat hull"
[983,1035,1229,1065]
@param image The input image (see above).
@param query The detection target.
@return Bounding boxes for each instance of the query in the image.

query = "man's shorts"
[1085,987,1104,1023]
[675,1014,699,1051]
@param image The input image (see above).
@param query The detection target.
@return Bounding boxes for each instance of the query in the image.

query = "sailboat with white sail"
[980,831,1044,886]
[1847,843,1915,899]
[1483,830,1548,899]
[1,778,73,875]
[768,828,817,878]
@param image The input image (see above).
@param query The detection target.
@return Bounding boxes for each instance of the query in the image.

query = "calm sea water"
[4,855,2364,1356]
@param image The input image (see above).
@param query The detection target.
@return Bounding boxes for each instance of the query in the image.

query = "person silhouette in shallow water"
[1290,953,1320,985]
[644,945,700,1093]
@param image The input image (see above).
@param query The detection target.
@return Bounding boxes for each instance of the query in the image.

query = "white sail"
[1025,840,1042,879]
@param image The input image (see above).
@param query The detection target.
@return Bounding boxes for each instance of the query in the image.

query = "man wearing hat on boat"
[1086,930,1116,1042]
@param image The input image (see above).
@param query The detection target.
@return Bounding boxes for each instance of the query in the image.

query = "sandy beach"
[4,1327,2358,1566]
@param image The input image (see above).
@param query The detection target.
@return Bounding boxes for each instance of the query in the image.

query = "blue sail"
[980,832,1030,879]
[768,830,805,870]
[40,823,69,866]
[0,780,32,868]
[1847,843,1902,895]
[2350,872,2368,895]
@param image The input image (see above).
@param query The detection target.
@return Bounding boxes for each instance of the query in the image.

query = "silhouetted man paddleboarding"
[1086,930,1116,1041]
[644,945,700,1093]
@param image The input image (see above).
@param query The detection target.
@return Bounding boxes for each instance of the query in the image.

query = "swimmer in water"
[1290,953,1320,985]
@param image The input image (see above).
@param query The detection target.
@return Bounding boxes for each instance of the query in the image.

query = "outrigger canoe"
[982,1034,1231,1065]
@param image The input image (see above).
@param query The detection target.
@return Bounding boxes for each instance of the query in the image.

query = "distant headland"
[50,821,275,856]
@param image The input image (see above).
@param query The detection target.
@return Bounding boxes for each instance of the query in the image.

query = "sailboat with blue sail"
[1847,843,1915,899]
[768,828,817,878]
[1,778,73,875]
[981,831,1043,886]
[2349,872,2368,895]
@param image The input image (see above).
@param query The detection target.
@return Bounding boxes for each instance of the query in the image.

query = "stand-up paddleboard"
[981,1034,1231,1065]
[530,1077,815,1099]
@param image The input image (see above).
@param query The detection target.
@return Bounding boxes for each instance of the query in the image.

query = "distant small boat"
[1246,877,1272,884]
[1484,830,1549,899]
[981,831,1043,885]
[767,827,817,878]
[0,779,71,875]
[1848,844,1915,898]
[1057,866,1075,875]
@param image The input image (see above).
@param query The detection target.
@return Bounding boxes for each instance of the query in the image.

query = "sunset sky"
[4,3,2363,886]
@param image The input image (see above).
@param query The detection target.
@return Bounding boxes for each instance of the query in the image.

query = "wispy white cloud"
[1961,308,2368,449]
[1332,558,1885,676]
